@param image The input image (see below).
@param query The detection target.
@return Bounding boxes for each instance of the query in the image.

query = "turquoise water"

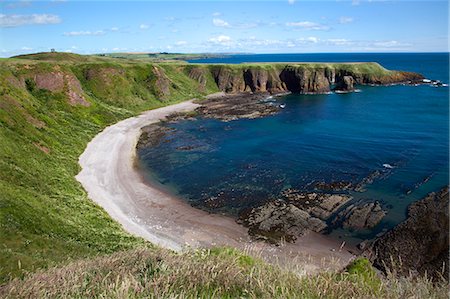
[139,53,449,244]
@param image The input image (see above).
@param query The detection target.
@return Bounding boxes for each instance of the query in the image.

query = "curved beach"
[76,94,354,274]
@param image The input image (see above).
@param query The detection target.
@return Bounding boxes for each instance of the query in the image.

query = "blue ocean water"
[139,53,449,244]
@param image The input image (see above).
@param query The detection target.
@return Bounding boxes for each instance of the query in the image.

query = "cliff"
[365,187,449,281]
[209,63,423,94]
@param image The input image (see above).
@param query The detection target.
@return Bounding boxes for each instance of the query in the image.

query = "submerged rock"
[313,181,354,192]
[364,186,449,280]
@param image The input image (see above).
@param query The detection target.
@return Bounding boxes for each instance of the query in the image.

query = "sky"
[0,0,448,57]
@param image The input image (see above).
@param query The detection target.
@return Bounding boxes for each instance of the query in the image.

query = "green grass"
[1,247,447,299]
[0,58,217,283]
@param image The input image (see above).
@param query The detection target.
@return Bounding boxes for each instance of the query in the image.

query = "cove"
[137,53,448,245]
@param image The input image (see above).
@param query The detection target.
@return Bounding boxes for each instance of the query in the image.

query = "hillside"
[0,52,444,297]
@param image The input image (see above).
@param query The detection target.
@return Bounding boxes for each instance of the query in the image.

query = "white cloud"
[21,46,32,50]
[208,35,232,46]
[372,40,411,48]
[339,17,353,24]
[288,0,295,4]
[352,0,360,6]
[296,37,320,44]
[213,18,231,28]
[110,27,119,31]
[212,12,221,17]
[140,24,149,30]
[0,14,61,27]
[63,30,105,36]
[239,36,283,47]
[327,38,353,46]
[286,21,330,31]
[175,41,187,46]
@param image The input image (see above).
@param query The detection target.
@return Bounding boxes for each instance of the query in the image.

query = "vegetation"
[1,248,447,298]
[0,52,445,297]
[0,53,219,283]
[93,52,225,62]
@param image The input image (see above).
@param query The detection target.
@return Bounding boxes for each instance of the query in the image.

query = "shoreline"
[76,93,354,274]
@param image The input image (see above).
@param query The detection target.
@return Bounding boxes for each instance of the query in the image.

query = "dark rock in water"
[281,189,352,220]
[364,186,449,281]
[334,75,355,92]
[241,200,327,244]
[136,125,176,149]
[176,145,195,151]
[313,181,354,192]
[194,92,280,122]
[333,201,386,230]
[354,170,384,192]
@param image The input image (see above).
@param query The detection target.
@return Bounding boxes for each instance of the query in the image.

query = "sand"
[76,94,354,274]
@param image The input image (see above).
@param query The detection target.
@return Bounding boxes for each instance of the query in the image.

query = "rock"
[313,181,354,192]
[211,66,245,93]
[365,186,449,281]
[335,75,355,92]
[334,201,386,230]
[310,194,352,220]
[357,240,369,250]
[28,70,90,106]
[238,190,351,244]
[187,66,208,92]
[137,125,176,149]
[194,92,279,122]
[152,66,171,97]
[279,66,331,94]
[281,189,352,220]
[242,200,326,244]
[207,64,423,95]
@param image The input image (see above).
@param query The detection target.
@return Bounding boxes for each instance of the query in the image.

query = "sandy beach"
[76,94,354,274]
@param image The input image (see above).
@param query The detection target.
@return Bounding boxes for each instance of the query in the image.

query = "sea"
[138,53,449,245]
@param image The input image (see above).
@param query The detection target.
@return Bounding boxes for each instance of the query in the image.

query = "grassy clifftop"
[0,53,442,297]
[0,55,221,282]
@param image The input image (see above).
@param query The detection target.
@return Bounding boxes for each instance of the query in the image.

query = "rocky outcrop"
[152,66,171,98]
[279,66,332,94]
[211,66,245,93]
[333,201,386,230]
[334,75,355,92]
[243,68,287,93]
[281,189,352,220]
[365,187,449,280]
[205,64,424,95]
[240,200,327,243]
[27,69,90,106]
[239,189,352,244]
[187,66,208,92]
[194,93,279,121]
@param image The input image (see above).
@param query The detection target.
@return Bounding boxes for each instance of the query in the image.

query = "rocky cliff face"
[365,187,449,280]
[205,64,423,95]
[279,66,332,94]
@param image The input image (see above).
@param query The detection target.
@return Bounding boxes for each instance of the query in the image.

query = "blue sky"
[0,0,448,57]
